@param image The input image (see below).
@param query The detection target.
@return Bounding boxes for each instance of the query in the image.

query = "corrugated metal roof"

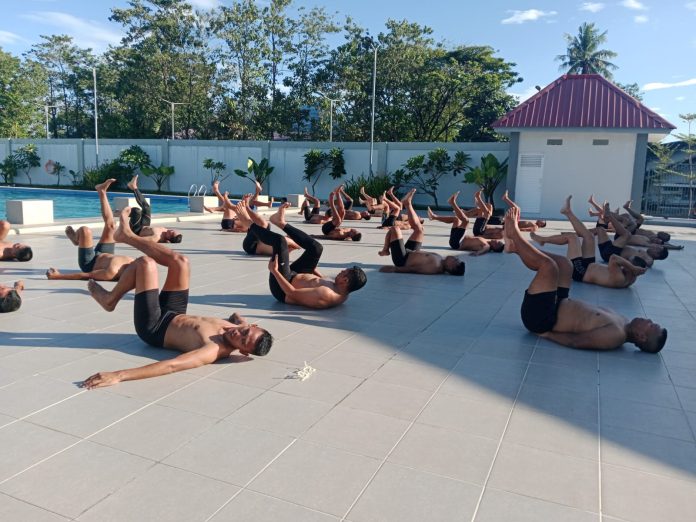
[492,74,675,131]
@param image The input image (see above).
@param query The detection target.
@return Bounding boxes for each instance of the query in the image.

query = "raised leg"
[403,189,424,243]
[95,178,117,244]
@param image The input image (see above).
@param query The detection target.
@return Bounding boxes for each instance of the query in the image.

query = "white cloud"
[621,0,647,9]
[634,14,649,22]
[580,2,605,12]
[21,11,123,51]
[509,86,540,102]
[643,78,696,91]
[187,0,221,9]
[676,96,686,101]
[686,1,696,10]
[649,107,661,111]
[0,30,25,45]
[501,9,557,24]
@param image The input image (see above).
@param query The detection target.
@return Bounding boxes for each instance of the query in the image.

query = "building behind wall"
[492,74,675,219]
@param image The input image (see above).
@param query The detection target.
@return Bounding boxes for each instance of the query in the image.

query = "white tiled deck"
[1,210,696,521]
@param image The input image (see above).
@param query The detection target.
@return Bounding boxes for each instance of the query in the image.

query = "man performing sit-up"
[531,195,646,288]
[317,189,362,241]
[299,189,331,225]
[0,220,32,262]
[379,189,465,275]
[325,186,371,221]
[246,202,367,309]
[82,208,273,388]
[205,180,247,232]
[428,191,504,256]
[504,205,666,352]
[235,199,300,256]
[47,179,134,281]
[127,175,182,243]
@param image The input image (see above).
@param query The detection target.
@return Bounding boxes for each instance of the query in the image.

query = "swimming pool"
[0,187,191,220]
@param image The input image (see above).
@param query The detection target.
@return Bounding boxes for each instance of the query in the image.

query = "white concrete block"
[286,194,305,208]
[112,197,150,212]
[5,200,54,225]
[255,195,270,204]
[188,195,220,213]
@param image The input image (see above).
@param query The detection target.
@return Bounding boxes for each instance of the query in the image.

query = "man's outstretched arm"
[82,343,222,388]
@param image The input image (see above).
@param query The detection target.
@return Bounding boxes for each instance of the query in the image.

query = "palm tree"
[556,22,618,79]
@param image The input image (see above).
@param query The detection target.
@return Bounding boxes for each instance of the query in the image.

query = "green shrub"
[234,157,274,189]
[343,174,394,203]
[141,163,175,192]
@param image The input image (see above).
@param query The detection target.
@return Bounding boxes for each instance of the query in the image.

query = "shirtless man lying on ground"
[247,203,367,309]
[378,187,414,229]
[0,280,24,313]
[82,208,273,388]
[504,205,666,352]
[428,191,503,255]
[0,220,32,262]
[595,203,667,268]
[316,189,362,241]
[325,187,371,221]
[359,187,387,216]
[379,189,465,275]
[588,196,683,249]
[47,179,134,281]
[299,189,331,225]
[127,175,182,243]
[205,181,247,232]
[235,199,299,255]
[530,195,645,288]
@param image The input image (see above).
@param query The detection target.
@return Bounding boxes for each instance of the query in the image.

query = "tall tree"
[556,22,618,79]
[0,49,46,138]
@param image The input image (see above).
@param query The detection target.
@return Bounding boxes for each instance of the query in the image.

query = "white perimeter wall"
[0,139,510,208]
[517,131,637,219]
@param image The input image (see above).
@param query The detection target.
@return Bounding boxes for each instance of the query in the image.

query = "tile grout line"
[0,389,87,431]
[597,352,603,522]
[468,342,538,522]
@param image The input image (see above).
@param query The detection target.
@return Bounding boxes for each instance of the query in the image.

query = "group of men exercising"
[0,180,673,388]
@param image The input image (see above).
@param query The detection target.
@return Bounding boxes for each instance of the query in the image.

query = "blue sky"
[1,0,695,138]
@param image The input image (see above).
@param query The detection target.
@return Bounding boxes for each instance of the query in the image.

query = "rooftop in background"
[493,74,676,136]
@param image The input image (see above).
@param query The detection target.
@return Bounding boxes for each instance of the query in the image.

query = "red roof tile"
[492,74,675,131]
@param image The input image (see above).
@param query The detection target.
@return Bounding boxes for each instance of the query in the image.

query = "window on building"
[593,139,609,146]
[546,139,563,146]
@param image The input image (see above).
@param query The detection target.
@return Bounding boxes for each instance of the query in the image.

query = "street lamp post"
[315,91,341,142]
[93,67,99,167]
[161,99,190,140]
[369,44,380,176]
[44,104,61,139]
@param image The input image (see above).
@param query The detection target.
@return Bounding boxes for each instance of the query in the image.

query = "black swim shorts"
[449,227,466,250]
[570,256,595,282]
[78,242,115,273]
[133,288,189,347]
[390,238,421,267]
[598,241,623,262]
[473,217,488,237]
[520,287,569,334]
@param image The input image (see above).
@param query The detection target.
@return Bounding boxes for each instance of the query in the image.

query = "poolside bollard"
[6,200,54,225]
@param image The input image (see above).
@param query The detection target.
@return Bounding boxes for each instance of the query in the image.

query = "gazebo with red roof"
[492,74,675,219]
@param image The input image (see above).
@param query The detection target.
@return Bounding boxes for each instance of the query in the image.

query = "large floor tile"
[158,378,261,419]
[270,368,362,405]
[488,442,598,512]
[0,441,153,519]
[90,404,216,460]
[164,422,294,485]
[209,490,338,522]
[602,463,696,522]
[475,488,598,522]
[370,358,454,391]
[347,462,480,522]
[249,440,380,517]
[388,422,497,484]
[302,406,409,459]
[600,396,694,442]
[418,392,512,439]
[340,380,433,421]
[225,390,333,437]
[312,349,387,378]
[0,375,82,418]
[77,464,238,522]
[0,494,69,522]
[517,381,598,425]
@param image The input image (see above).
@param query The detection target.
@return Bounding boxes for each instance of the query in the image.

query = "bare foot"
[88,280,115,312]
[378,248,390,256]
[126,175,138,192]
[529,232,545,246]
[113,207,134,243]
[269,202,290,229]
[95,178,116,192]
[65,226,78,246]
[502,189,510,201]
[46,268,60,279]
[624,200,632,210]
[228,312,245,324]
[560,195,572,216]
[427,207,436,220]
[447,191,460,207]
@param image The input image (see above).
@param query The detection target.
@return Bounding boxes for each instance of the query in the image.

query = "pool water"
[0,187,192,220]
